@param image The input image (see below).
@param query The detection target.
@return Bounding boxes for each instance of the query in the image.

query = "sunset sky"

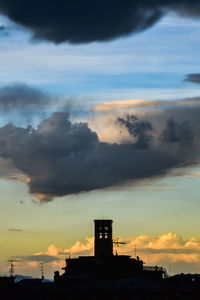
[1,2,200,278]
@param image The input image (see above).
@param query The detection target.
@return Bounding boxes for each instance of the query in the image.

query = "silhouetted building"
[55,220,165,283]
[0,276,14,289]
[4,220,200,299]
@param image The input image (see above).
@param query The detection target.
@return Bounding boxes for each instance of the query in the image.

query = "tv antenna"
[112,238,126,255]
[8,260,20,277]
[40,262,44,280]
[135,245,137,258]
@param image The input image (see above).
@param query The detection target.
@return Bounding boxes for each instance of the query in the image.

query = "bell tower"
[94,219,113,257]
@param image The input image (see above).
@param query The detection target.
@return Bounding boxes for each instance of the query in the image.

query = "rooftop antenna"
[113,238,126,255]
[134,245,137,258]
[40,262,44,280]
[8,260,20,277]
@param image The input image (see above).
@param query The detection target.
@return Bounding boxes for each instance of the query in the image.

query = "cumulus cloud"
[1,80,200,202]
[0,245,64,278]
[8,233,200,278]
[59,237,94,257]
[0,111,182,201]
[0,1,200,44]
[62,233,200,272]
[0,96,200,201]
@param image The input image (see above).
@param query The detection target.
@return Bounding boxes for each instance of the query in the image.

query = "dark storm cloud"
[0,0,200,43]
[0,105,199,202]
[0,84,51,110]
[0,85,82,117]
[160,118,193,144]
[118,115,153,149]
[184,74,200,84]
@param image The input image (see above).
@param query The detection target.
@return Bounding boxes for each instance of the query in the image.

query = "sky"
[1,2,200,278]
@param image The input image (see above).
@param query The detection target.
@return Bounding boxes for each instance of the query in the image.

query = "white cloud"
[2,233,200,278]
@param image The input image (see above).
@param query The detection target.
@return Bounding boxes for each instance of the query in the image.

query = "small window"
[99,233,103,239]
[99,226,102,231]
[105,233,108,239]
[104,226,109,231]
